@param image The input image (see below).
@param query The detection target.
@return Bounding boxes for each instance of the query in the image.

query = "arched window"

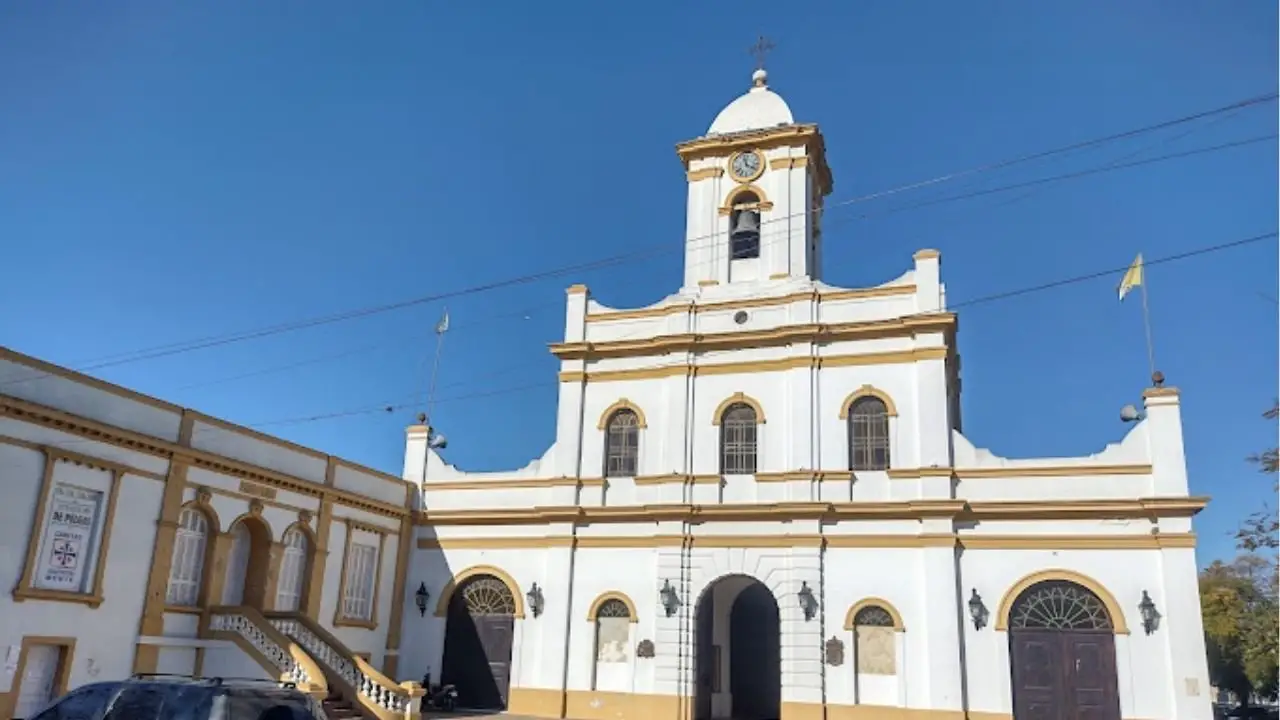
[729,192,761,260]
[275,526,311,612]
[720,403,758,475]
[165,507,209,607]
[848,397,890,471]
[1009,580,1114,631]
[604,409,639,478]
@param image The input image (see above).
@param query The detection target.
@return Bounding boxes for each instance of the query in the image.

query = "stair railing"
[202,606,328,698]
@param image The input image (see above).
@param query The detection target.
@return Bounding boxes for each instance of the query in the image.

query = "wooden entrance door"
[441,575,516,711]
[1008,581,1120,720]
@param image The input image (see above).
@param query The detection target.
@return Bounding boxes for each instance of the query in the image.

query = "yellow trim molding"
[686,166,724,181]
[597,399,649,430]
[839,385,899,418]
[769,156,809,170]
[711,392,767,425]
[559,349,951,384]
[719,183,773,215]
[582,284,917,324]
[913,249,941,261]
[552,313,954,361]
[995,568,1130,634]
[844,598,906,631]
[416,497,1206,527]
[567,284,589,295]
[675,123,833,197]
[419,532,1194,551]
[424,476,605,492]
[586,591,639,623]
[13,448,123,608]
[1143,386,1180,398]
[434,564,527,619]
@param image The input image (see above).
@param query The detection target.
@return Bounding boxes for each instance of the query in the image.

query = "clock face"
[730,151,762,181]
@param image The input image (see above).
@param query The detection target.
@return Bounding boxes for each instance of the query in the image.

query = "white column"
[916,543,964,712]
[780,549,824,712]
[1157,546,1214,719]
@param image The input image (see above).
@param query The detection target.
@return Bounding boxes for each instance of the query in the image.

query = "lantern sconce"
[798,581,818,621]
[526,582,545,619]
[659,579,682,617]
[1138,590,1160,635]
[967,589,989,631]
[414,582,430,617]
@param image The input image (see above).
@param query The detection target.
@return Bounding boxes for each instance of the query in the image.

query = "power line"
[4,92,1274,386]
[223,230,1277,430]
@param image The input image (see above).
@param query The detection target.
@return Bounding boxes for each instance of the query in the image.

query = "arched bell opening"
[728,191,762,260]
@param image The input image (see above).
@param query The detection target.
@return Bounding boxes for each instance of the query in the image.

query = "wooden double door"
[441,575,516,711]
[1009,629,1120,720]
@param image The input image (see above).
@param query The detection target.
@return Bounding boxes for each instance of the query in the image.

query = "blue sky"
[0,2,1275,566]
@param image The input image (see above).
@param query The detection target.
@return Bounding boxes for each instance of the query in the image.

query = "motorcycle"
[420,672,458,713]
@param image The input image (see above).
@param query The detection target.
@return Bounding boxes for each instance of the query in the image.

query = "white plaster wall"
[0,443,162,697]
[189,420,328,486]
[0,356,182,441]
[200,644,273,682]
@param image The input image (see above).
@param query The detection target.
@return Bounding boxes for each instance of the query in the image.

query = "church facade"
[0,70,1212,720]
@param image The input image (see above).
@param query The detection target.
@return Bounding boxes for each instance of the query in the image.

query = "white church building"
[0,69,1212,720]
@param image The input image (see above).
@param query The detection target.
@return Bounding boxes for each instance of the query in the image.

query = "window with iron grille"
[848,397,890,471]
[605,409,639,477]
[720,403,758,474]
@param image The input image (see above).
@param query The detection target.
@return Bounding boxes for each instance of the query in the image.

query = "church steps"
[200,605,328,698]
[264,611,424,720]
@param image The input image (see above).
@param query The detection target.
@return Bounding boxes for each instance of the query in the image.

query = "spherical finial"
[1151,370,1165,387]
[417,412,427,423]
[752,68,768,88]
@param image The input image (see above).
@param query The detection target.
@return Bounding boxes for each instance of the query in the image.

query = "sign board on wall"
[34,482,104,593]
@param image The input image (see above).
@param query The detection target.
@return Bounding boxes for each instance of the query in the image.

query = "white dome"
[707,69,794,135]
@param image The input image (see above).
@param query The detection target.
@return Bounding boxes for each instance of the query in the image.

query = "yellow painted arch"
[995,568,1130,634]
[180,498,222,534]
[711,392,767,425]
[586,591,639,623]
[839,385,899,419]
[843,597,906,632]
[281,521,319,548]
[434,564,526,619]
[725,183,770,206]
[597,399,649,430]
[225,511,274,542]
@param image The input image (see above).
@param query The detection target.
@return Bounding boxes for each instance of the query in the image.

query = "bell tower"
[675,66,833,292]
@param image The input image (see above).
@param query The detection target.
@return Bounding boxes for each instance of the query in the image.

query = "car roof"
[124,675,303,692]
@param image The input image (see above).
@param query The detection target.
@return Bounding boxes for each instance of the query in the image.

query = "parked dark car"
[20,674,329,720]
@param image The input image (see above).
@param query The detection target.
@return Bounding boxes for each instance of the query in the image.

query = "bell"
[730,209,760,244]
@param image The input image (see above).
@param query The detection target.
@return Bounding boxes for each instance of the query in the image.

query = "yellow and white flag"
[1118,254,1143,301]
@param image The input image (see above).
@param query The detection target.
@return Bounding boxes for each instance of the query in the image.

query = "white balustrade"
[208,612,312,687]
[269,618,409,713]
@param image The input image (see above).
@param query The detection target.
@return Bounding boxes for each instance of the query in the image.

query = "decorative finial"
[1151,370,1165,387]
[748,35,775,88]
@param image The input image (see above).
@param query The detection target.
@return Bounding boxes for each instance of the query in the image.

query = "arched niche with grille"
[456,575,518,616]
[995,569,1129,634]
[602,407,641,478]
[715,394,764,475]
[1009,580,1115,632]
[844,391,893,471]
[844,599,904,680]
[434,565,526,619]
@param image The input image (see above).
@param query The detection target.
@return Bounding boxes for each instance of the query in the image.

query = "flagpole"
[1138,272,1158,383]
[426,307,447,422]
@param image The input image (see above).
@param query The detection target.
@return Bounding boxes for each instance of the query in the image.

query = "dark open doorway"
[440,575,516,711]
[694,575,780,720]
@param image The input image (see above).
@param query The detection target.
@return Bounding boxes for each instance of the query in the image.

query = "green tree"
[1236,402,1278,552]
[1200,557,1279,703]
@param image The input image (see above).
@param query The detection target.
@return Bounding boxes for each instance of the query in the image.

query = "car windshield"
[102,683,211,720]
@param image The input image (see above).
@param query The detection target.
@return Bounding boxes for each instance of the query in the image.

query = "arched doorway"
[441,574,517,711]
[1008,580,1121,719]
[694,575,780,720]
[221,516,272,609]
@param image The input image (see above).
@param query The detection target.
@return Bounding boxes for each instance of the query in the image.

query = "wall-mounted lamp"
[526,583,545,618]
[967,589,989,631]
[797,581,818,621]
[414,582,430,617]
[1138,590,1160,635]
[659,579,682,617]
